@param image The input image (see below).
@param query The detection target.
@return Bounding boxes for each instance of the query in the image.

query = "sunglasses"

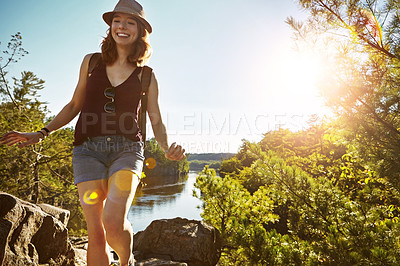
[104,86,115,113]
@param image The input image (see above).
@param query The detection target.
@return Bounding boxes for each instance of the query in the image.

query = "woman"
[1,0,185,265]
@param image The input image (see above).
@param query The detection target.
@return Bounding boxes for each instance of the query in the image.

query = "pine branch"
[0,66,19,109]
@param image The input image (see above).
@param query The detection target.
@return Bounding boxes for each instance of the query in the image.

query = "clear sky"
[0,0,329,153]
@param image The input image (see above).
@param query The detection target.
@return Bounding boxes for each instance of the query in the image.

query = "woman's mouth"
[116,33,130,37]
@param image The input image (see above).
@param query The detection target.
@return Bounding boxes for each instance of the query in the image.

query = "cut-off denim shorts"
[72,135,144,185]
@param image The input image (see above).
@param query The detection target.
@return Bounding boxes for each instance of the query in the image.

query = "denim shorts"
[72,135,144,185]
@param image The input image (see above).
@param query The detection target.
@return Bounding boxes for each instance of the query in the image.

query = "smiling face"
[111,12,139,47]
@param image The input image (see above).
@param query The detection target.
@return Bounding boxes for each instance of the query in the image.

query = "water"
[128,171,203,232]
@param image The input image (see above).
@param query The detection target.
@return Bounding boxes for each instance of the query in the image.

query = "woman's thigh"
[103,170,141,222]
[77,179,108,233]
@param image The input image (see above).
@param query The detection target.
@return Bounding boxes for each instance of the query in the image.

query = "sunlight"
[145,157,157,169]
[286,53,319,93]
[82,190,101,205]
[279,50,329,116]
[360,9,383,45]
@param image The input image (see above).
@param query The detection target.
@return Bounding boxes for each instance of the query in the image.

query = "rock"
[0,192,75,265]
[134,217,221,266]
[135,257,188,266]
[72,248,87,266]
[69,236,88,250]
[37,203,70,227]
[0,192,221,265]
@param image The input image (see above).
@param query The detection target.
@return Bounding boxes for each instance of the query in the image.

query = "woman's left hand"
[165,142,185,161]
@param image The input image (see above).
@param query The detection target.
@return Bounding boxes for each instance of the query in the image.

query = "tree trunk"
[32,159,40,204]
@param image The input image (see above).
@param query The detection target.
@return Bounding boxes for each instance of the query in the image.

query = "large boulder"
[0,193,221,266]
[133,217,221,266]
[0,192,75,265]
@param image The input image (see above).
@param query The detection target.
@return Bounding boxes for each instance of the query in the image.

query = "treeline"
[194,0,400,265]
[187,153,234,171]
[0,33,188,235]
[187,153,234,161]
[188,160,221,171]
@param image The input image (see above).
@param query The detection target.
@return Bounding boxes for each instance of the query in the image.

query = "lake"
[128,171,204,232]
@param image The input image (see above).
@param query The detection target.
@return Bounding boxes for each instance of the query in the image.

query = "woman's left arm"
[146,72,185,161]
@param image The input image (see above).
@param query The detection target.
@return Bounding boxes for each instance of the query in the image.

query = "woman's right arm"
[42,53,92,133]
[0,54,93,148]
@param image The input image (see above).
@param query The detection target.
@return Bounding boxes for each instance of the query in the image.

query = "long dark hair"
[101,17,152,66]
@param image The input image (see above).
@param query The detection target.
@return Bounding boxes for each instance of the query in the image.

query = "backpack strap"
[87,53,101,78]
[139,66,153,147]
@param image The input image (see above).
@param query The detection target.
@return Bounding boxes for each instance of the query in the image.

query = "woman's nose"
[118,21,127,29]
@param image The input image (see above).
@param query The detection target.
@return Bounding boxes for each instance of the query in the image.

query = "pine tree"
[0,33,85,235]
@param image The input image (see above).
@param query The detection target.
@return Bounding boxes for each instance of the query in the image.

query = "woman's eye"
[128,21,136,25]
[113,20,120,23]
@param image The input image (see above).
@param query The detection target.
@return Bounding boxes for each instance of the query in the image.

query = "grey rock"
[0,193,220,266]
[0,192,75,265]
[69,236,88,250]
[37,203,70,227]
[134,217,221,266]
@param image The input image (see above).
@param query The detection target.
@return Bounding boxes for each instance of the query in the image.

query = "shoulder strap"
[141,66,152,94]
[139,66,153,147]
[87,53,101,78]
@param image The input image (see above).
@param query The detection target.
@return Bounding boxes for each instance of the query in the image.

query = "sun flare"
[279,50,329,116]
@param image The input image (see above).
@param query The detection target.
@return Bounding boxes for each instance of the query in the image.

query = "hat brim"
[103,11,152,34]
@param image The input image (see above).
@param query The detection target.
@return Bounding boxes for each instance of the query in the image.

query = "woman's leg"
[102,170,140,266]
[77,179,110,266]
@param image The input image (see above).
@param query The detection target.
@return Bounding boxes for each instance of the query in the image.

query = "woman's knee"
[102,212,125,235]
[86,225,107,248]
[88,233,107,247]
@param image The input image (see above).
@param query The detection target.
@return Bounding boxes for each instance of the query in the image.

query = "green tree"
[0,33,85,235]
[219,140,259,178]
[196,143,400,264]
[194,167,300,265]
[287,0,400,189]
[194,1,400,263]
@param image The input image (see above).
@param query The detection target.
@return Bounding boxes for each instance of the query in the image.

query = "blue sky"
[1,0,329,153]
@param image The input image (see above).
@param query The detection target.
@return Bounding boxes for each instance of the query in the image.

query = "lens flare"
[82,190,101,205]
[145,157,157,169]
[112,170,138,192]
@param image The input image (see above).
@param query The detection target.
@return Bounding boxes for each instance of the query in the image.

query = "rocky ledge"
[0,192,221,265]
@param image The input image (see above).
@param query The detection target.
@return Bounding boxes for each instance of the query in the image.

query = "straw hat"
[103,0,152,33]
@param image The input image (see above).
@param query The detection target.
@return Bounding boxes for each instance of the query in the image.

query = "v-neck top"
[73,59,143,145]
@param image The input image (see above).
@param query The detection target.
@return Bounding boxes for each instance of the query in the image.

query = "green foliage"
[219,156,242,177]
[196,141,400,264]
[184,2,400,263]
[287,0,400,190]
[194,167,306,265]
[0,33,85,236]
[219,140,259,178]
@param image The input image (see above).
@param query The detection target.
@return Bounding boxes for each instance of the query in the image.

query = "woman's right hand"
[1,131,44,148]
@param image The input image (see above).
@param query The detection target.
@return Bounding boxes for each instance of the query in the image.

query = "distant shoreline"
[187,152,234,171]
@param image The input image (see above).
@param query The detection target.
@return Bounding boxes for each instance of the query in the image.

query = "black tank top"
[73,60,143,145]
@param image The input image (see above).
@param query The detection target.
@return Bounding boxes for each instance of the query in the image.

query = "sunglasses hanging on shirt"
[104,86,115,113]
